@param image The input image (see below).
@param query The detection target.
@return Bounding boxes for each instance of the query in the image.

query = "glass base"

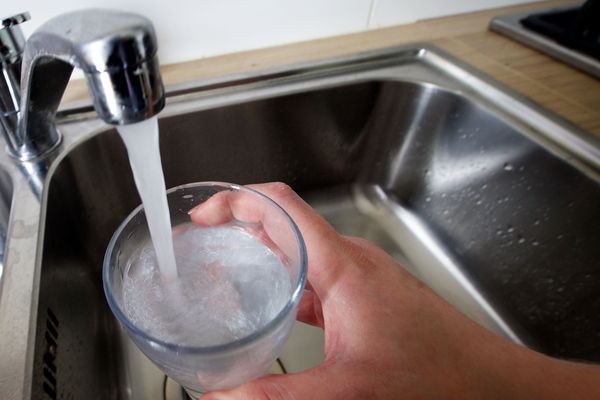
[164,358,287,400]
[183,387,202,399]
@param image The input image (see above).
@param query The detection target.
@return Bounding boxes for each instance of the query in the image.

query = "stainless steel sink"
[0,168,13,288]
[1,44,599,399]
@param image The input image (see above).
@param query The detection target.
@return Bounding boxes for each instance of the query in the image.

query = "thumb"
[200,368,337,400]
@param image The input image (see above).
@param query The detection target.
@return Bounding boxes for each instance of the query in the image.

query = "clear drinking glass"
[103,182,307,397]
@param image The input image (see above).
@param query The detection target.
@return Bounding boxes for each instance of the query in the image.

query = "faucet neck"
[6,9,165,161]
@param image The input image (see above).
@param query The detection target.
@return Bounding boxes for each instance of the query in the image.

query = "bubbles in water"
[122,224,291,347]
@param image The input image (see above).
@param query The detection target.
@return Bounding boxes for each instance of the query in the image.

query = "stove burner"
[521,0,600,60]
[490,1,600,78]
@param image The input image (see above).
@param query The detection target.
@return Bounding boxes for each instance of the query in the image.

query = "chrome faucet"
[0,13,29,156]
[0,9,165,161]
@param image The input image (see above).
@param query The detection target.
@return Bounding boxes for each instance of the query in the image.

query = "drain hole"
[42,307,59,399]
[47,307,59,327]
[42,381,56,400]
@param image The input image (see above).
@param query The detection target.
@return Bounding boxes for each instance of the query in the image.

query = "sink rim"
[56,43,600,175]
[0,166,15,296]
[0,42,598,400]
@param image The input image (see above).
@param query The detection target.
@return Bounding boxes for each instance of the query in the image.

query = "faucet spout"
[14,9,165,160]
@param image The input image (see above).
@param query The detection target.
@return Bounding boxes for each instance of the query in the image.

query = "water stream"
[117,117,178,281]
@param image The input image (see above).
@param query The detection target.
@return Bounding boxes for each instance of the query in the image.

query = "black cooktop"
[520,0,600,60]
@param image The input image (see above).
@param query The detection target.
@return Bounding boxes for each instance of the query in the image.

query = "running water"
[117,118,292,347]
[122,223,291,346]
[117,117,178,281]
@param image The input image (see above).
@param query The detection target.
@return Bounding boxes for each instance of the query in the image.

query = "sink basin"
[17,45,600,398]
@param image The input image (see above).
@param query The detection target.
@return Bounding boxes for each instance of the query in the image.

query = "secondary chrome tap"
[0,9,165,161]
[0,12,29,155]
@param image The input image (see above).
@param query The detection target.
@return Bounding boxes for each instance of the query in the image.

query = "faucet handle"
[1,12,30,63]
[1,12,30,25]
[1,12,30,151]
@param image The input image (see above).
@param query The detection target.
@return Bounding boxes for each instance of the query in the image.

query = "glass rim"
[102,181,307,355]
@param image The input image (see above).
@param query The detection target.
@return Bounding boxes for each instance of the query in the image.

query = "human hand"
[195,183,600,400]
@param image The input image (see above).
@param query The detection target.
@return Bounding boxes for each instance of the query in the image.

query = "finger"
[200,367,339,400]
[191,183,348,305]
[188,190,240,226]
[296,287,324,328]
[188,188,297,259]
[244,183,348,304]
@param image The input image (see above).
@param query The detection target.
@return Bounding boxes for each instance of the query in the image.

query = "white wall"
[7,0,537,67]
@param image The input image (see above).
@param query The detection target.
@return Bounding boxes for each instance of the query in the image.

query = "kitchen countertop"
[63,0,600,136]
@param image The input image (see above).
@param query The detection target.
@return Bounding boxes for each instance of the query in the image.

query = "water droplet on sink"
[425,196,431,202]
[503,163,514,171]
[532,240,540,246]
[497,196,509,204]
[518,237,526,244]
